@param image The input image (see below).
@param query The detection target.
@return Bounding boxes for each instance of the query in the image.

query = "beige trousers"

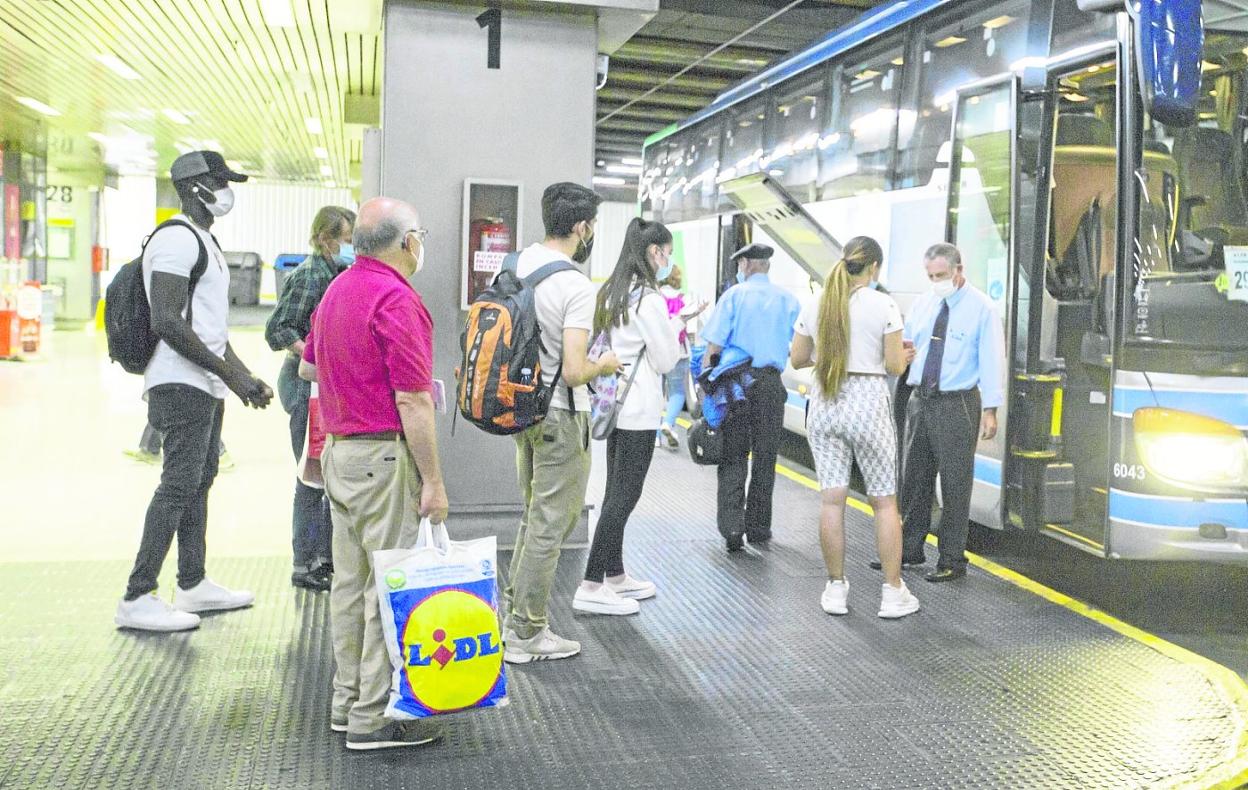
[505,408,591,639]
[322,435,422,734]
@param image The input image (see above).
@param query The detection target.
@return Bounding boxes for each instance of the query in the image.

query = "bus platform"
[3,433,1247,789]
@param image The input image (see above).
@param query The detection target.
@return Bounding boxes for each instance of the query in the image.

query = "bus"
[640,0,1248,563]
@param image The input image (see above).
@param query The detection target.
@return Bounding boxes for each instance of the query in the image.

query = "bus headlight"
[1133,408,1248,493]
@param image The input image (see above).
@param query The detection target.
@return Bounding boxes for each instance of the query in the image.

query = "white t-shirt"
[514,242,596,412]
[794,286,903,377]
[607,288,682,431]
[141,215,230,399]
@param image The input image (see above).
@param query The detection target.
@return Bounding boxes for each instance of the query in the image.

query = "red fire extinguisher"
[468,217,512,303]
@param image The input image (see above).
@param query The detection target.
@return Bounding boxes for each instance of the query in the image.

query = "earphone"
[191,182,217,203]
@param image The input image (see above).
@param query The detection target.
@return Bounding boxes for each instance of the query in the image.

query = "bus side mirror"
[1136,0,1203,127]
[1076,0,1203,128]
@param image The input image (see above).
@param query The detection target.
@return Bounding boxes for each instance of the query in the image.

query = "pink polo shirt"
[303,256,434,435]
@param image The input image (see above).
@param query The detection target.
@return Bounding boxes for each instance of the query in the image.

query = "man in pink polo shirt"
[299,196,448,752]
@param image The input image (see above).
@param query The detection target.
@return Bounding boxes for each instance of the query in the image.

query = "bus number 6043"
[1113,463,1147,481]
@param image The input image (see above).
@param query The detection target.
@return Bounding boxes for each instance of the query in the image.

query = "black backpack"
[456,254,578,435]
[105,219,212,374]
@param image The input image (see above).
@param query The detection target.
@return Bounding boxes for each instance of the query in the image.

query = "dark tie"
[921,300,950,393]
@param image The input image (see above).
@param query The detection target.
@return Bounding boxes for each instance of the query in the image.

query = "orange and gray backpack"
[456,253,579,435]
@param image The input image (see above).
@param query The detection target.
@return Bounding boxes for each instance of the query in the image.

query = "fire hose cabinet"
[461,179,522,310]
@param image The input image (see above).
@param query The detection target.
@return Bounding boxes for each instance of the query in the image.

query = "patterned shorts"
[806,375,897,496]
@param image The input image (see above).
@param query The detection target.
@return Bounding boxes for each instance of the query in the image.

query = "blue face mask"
[337,242,356,265]
[736,271,747,284]
[656,254,675,283]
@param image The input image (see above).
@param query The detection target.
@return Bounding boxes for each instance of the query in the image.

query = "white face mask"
[198,185,235,217]
[416,240,426,272]
[931,278,956,299]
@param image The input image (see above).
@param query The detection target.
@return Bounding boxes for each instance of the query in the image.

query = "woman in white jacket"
[574,218,682,616]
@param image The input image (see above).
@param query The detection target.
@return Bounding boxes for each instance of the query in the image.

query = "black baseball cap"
[730,242,774,263]
[170,150,249,184]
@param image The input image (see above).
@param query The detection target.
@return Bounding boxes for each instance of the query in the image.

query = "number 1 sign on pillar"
[477,8,501,70]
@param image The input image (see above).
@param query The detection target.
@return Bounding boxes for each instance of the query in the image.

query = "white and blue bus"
[641,0,1248,563]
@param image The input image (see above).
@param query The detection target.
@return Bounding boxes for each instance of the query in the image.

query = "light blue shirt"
[904,283,1005,409]
[701,273,801,376]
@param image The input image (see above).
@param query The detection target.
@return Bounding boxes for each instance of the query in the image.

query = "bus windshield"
[1130,28,1248,352]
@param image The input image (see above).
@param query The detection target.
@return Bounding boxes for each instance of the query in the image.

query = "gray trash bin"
[225,251,262,306]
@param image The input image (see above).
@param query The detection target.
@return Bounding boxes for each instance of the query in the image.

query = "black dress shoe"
[868,558,925,571]
[725,534,745,553]
[292,568,332,592]
[924,567,966,583]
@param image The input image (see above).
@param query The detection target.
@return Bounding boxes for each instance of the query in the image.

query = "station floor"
[3,329,1248,789]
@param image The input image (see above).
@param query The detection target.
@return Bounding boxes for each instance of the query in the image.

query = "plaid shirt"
[265,254,347,352]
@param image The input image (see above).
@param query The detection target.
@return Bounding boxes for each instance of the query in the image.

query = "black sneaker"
[345,720,443,751]
[725,534,745,553]
[868,557,925,571]
[292,568,331,593]
[311,563,334,586]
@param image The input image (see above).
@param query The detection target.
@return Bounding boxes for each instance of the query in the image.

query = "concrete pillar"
[381,1,651,544]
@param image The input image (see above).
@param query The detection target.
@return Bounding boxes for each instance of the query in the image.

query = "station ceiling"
[0,0,381,184]
[0,0,878,190]
[595,0,883,191]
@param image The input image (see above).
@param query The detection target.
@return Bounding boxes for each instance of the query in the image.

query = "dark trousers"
[899,389,981,570]
[125,384,223,600]
[140,422,227,456]
[717,369,787,540]
[585,428,656,582]
[279,356,332,571]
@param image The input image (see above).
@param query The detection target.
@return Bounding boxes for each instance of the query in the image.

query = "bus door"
[1032,51,1123,554]
[943,76,1022,531]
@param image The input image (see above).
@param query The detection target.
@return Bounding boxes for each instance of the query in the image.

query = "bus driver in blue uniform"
[701,243,801,553]
[897,242,1004,582]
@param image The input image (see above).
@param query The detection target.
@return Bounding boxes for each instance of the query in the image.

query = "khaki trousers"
[322,435,422,734]
[505,408,591,639]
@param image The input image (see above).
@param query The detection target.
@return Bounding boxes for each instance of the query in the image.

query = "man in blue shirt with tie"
[701,243,802,552]
[898,242,1004,581]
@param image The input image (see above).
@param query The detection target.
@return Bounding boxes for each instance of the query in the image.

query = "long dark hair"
[593,217,672,333]
[815,235,883,397]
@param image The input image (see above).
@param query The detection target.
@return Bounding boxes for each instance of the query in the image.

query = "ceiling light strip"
[597,0,808,128]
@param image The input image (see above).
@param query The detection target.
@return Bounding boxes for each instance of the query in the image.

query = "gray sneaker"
[344,720,442,751]
[503,627,580,664]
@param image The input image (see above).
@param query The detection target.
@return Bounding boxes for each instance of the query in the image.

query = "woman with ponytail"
[573,217,682,616]
[790,236,920,619]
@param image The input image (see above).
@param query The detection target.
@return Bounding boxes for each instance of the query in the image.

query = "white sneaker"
[503,627,581,664]
[878,581,921,619]
[820,579,849,615]
[173,578,255,613]
[604,574,657,601]
[115,593,201,631]
[573,584,641,615]
[659,424,680,449]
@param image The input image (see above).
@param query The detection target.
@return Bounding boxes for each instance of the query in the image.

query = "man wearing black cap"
[115,151,274,633]
[700,242,801,552]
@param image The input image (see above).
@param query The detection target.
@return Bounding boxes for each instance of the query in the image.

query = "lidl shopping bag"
[373,519,508,719]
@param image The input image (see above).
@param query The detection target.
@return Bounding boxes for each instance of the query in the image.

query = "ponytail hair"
[814,235,883,397]
[594,217,672,333]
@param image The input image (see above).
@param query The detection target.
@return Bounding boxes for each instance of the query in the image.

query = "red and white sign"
[16,281,40,354]
[473,250,506,274]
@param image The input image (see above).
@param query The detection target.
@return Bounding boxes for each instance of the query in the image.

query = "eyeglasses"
[408,228,429,242]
